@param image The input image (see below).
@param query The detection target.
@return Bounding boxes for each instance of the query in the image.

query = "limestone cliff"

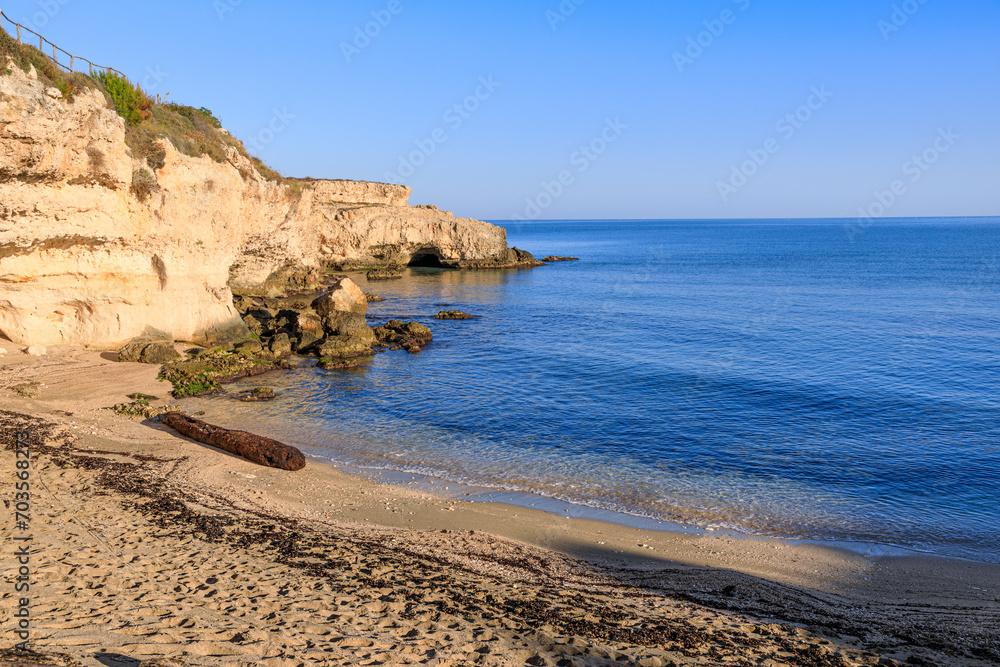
[0,64,537,347]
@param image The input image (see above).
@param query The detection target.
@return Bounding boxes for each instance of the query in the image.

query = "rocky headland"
[0,58,541,350]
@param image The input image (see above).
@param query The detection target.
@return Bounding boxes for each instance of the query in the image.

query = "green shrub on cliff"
[0,29,91,99]
[96,71,151,126]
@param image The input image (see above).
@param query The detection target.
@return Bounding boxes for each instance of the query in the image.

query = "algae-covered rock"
[158,347,289,398]
[107,399,182,421]
[239,386,276,402]
[234,339,264,353]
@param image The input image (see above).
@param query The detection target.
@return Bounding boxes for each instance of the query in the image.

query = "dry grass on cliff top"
[0,28,94,99]
[1,29,286,185]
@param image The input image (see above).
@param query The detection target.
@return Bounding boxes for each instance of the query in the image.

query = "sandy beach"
[2,346,999,666]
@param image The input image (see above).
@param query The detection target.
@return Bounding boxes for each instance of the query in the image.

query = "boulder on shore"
[117,340,181,364]
[269,332,292,355]
[311,277,368,316]
[293,312,325,351]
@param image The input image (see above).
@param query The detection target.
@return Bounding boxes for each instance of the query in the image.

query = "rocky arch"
[407,247,448,268]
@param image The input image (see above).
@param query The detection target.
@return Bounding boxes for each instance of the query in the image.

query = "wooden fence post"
[69,55,73,72]
[17,25,21,44]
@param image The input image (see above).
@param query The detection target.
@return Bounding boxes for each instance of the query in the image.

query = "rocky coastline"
[0,62,542,350]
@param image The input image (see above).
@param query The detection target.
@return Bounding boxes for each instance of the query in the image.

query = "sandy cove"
[1,347,999,667]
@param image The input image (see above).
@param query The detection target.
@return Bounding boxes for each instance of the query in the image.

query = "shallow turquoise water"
[188,218,1000,562]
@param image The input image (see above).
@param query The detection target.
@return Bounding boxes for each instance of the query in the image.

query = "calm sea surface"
[187,219,1000,562]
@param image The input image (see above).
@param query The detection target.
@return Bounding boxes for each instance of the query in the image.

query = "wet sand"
[1,346,998,666]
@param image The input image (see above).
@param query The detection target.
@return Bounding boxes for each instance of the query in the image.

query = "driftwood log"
[162,412,306,471]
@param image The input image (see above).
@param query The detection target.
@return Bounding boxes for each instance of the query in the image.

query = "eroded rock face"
[0,65,537,347]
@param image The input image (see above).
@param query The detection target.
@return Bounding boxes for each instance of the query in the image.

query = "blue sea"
[189,218,1000,562]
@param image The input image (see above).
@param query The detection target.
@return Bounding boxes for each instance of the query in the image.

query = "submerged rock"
[542,255,580,262]
[367,267,403,281]
[318,356,371,370]
[239,386,276,402]
[434,310,474,320]
[374,320,433,353]
[365,293,386,302]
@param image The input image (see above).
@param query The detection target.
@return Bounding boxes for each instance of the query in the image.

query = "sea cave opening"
[407,252,447,268]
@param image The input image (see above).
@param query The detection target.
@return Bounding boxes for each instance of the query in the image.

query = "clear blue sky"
[10,0,999,219]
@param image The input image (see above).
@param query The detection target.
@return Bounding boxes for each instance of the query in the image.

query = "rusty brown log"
[162,412,305,471]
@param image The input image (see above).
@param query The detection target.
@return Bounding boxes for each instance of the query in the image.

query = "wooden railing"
[0,8,124,78]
